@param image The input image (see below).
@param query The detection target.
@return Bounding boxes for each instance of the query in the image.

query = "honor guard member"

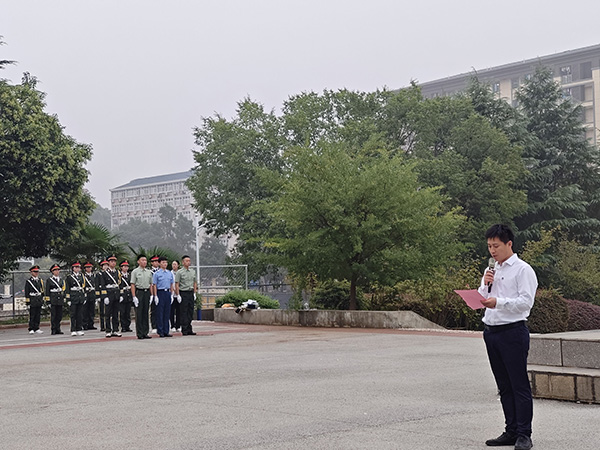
[151,256,174,337]
[82,262,98,330]
[170,260,181,332]
[25,265,44,334]
[65,262,86,336]
[45,264,65,335]
[130,254,153,339]
[175,255,197,336]
[99,255,122,338]
[96,260,109,331]
[119,260,133,332]
[149,255,160,334]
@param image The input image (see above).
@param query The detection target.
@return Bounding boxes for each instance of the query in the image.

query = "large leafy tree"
[0,75,94,278]
[514,66,600,244]
[269,145,465,309]
[52,223,127,265]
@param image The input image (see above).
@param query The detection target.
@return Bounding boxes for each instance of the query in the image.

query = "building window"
[581,62,593,80]
[511,78,519,89]
[492,82,500,94]
[560,65,572,84]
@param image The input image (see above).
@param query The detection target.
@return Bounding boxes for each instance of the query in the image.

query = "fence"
[195,265,248,308]
[1,265,249,320]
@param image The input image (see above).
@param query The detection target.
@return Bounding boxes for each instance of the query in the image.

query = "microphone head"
[488,257,496,270]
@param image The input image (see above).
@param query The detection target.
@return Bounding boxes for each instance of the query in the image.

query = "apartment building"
[110,171,194,228]
[417,43,600,144]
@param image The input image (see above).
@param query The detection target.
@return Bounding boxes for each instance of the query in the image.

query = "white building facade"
[110,171,194,228]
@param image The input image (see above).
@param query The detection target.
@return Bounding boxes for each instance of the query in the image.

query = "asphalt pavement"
[0,321,598,449]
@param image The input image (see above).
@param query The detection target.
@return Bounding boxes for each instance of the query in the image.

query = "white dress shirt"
[478,253,538,326]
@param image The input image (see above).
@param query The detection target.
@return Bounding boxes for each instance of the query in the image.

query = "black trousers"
[70,302,84,332]
[104,290,120,333]
[150,298,157,329]
[170,298,181,329]
[99,296,105,330]
[28,305,42,331]
[50,304,63,333]
[134,289,151,339]
[180,291,195,335]
[120,300,132,331]
[82,294,96,329]
[483,322,533,438]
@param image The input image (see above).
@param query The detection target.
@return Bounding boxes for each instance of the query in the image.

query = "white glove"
[83,299,87,305]
[104,297,109,305]
[67,301,71,306]
[119,296,123,303]
[95,299,99,305]
[171,295,174,304]
[177,295,182,303]
[154,295,159,305]
[133,297,139,307]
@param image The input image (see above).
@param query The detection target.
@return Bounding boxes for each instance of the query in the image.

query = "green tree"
[269,144,465,309]
[0,36,16,70]
[90,203,112,229]
[114,218,157,250]
[0,75,94,278]
[52,223,127,265]
[198,235,228,265]
[515,66,600,244]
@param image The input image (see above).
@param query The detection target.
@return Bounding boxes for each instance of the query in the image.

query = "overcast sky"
[2,0,600,208]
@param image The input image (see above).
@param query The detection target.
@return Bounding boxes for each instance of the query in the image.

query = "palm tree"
[52,223,128,265]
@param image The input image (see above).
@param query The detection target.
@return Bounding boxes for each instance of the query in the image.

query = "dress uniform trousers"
[50,304,63,334]
[180,291,195,335]
[70,299,84,332]
[120,297,132,331]
[104,288,120,333]
[170,298,181,330]
[150,299,157,330]
[156,289,171,336]
[134,288,151,339]
[83,292,96,329]
[28,305,42,332]
[99,297,106,331]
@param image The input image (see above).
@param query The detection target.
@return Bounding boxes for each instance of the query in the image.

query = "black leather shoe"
[165,334,173,337]
[56,331,64,335]
[144,335,152,339]
[188,332,197,335]
[486,432,517,446]
[515,436,533,450]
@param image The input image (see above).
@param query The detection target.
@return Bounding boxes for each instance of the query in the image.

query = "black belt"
[136,288,150,291]
[180,290,193,292]
[157,288,170,292]
[484,320,526,332]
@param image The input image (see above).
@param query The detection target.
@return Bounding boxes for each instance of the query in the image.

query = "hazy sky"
[2,0,600,208]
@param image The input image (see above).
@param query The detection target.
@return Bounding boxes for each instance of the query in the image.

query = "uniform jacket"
[25,277,44,308]
[45,276,65,306]
[98,268,121,296]
[119,272,133,302]
[65,272,86,304]
[83,271,96,300]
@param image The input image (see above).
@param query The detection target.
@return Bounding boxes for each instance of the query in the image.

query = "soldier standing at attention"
[25,265,44,334]
[170,260,181,333]
[82,262,97,330]
[149,255,160,334]
[175,255,197,336]
[119,260,134,332]
[152,256,174,338]
[65,261,86,336]
[100,255,122,338]
[96,260,109,331]
[45,264,65,335]
[130,254,153,340]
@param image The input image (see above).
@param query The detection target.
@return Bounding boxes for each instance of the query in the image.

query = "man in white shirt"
[479,224,537,450]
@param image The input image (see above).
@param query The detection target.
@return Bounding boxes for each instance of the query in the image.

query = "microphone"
[487,257,495,293]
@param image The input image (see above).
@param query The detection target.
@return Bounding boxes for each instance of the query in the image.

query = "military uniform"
[150,256,159,332]
[65,262,86,335]
[82,262,98,330]
[131,260,153,339]
[25,265,44,334]
[175,264,197,336]
[45,264,65,335]
[119,261,133,332]
[95,260,109,331]
[99,256,122,337]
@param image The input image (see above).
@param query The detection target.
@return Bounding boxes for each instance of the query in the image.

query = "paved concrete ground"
[0,322,598,450]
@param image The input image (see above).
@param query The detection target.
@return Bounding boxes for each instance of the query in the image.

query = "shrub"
[565,299,600,331]
[527,289,568,333]
[311,280,367,310]
[369,262,485,330]
[215,289,280,309]
[554,240,600,305]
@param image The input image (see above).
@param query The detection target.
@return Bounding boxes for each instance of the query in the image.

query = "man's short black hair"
[181,255,190,261]
[158,256,168,263]
[485,224,514,244]
[172,260,180,265]
[137,254,146,260]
